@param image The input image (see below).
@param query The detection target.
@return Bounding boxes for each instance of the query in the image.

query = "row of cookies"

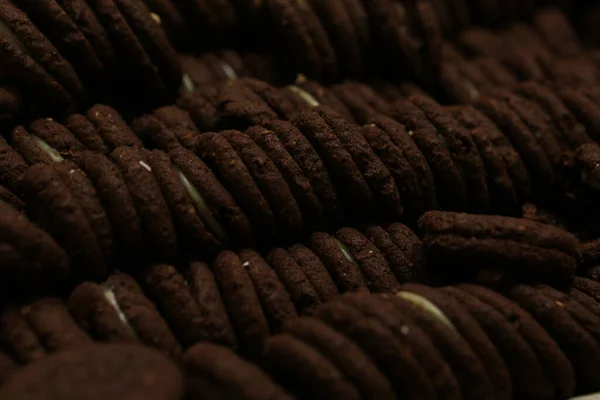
[2,278,600,399]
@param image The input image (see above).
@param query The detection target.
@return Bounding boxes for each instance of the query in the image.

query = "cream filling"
[139,160,152,172]
[101,284,138,339]
[334,238,360,267]
[30,134,64,162]
[182,73,196,93]
[287,85,320,107]
[150,12,161,24]
[462,78,480,100]
[397,291,455,332]
[175,167,228,242]
[222,63,238,80]
[0,20,31,57]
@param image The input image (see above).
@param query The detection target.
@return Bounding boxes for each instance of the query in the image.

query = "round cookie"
[182,342,292,400]
[313,298,436,400]
[266,248,321,314]
[0,305,45,364]
[287,244,340,302]
[263,119,343,228]
[569,288,600,318]
[246,125,323,233]
[21,163,106,280]
[411,95,490,213]
[331,82,390,124]
[169,147,253,247]
[292,76,355,121]
[442,286,554,400]
[460,284,575,399]
[10,125,64,165]
[210,251,270,357]
[239,78,300,122]
[67,271,182,358]
[0,185,24,212]
[0,198,70,293]
[238,249,297,332]
[294,108,375,220]
[63,113,109,154]
[132,113,183,152]
[399,283,512,400]
[146,149,222,254]
[262,334,360,399]
[386,222,427,275]
[560,88,600,144]
[335,227,400,293]
[216,80,279,129]
[315,106,403,220]
[0,343,184,400]
[390,98,467,211]
[27,118,87,160]
[508,284,600,393]
[221,130,303,243]
[86,104,143,150]
[139,262,236,349]
[309,231,368,294]
[362,226,417,283]
[282,316,395,400]
[572,277,600,303]
[110,146,178,263]
[76,151,146,266]
[176,89,219,132]
[153,105,201,150]
[195,132,276,244]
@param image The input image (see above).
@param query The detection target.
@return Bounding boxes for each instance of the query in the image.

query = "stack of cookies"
[2,0,600,399]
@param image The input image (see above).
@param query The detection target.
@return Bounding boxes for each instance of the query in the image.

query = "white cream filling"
[182,73,196,94]
[334,238,360,267]
[287,85,320,107]
[0,20,31,56]
[101,284,138,339]
[139,160,152,172]
[397,291,455,332]
[462,79,480,100]
[30,135,64,162]
[222,63,238,80]
[175,167,228,242]
[150,12,161,24]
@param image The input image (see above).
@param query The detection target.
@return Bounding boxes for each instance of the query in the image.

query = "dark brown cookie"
[386,222,427,276]
[0,185,24,212]
[221,130,303,243]
[216,80,279,130]
[294,108,375,220]
[309,231,368,294]
[132,114,182,152]
[195,132,276,244]
[63,113,110,154]
[111,147,178,263]
[211,251,270,357]
[262,334,361,399]
[239,249,297,332]
[169,147,253,247]
[0,305,45,364]
[292,76,355,121]
[263,119,342,228]
[335,227,400,293]
[362,226,417,283]
[10,125,64,165]
[267,248,321,315]
[331,82,390,124]
[21,163,106,280]
[28,118,87,160]
[572,277,600,303]
[182,342,292,400]
[316,106,403,219]
[0,343,183,400]
[560,88,600,143]
[287,244,340,302]
[281,316,395,400]
[86,104,143,150]
[154,105,200,149]
[67,271,182,358]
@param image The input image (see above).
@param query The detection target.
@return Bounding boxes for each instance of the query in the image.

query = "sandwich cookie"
[287,244,340,302]
[63,113,110,155]
[67,271,181,358]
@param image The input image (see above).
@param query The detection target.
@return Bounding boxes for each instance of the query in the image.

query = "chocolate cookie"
[21,163,106,280]
[508,284,600,393]
[210,251,270,357]
[313,298,436,400]
[0,343,183,400]
[331,82,391,124]
[0,185,24,212]
[294,108,375,220]
[309,231,368,294]
[146,149,223,254]
[419,211,578,283]
[239,249,297,332]
[362,226,417,283]
[0,198,70,293]
[28,118,87,159]
[239,78,299,122]
[262,333,360,399]
[63,113,110,154]
[0,305,45,364]
[335,227,400,293]
[132,113,182,152]
[86,104,143,150]
[316,106,403,219]
[153,105,200,149]
[10,125,65,165]
[111,146,178,263]
[216,79,279,129]
[67,271,182,358]
[386,222,427,277]
[195,132,276,244]
[281,316,395,400]
[263,119,342,228]
[400,283,512,400]
[169,147,252,247]
[182,342,292,400]
[572,277,600,303]
[221,130,303,242]
[442,286,554,400]
[292,76,355,121]
[560,88,600,143]
[287,244,340,302]
[390,99,466,210]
